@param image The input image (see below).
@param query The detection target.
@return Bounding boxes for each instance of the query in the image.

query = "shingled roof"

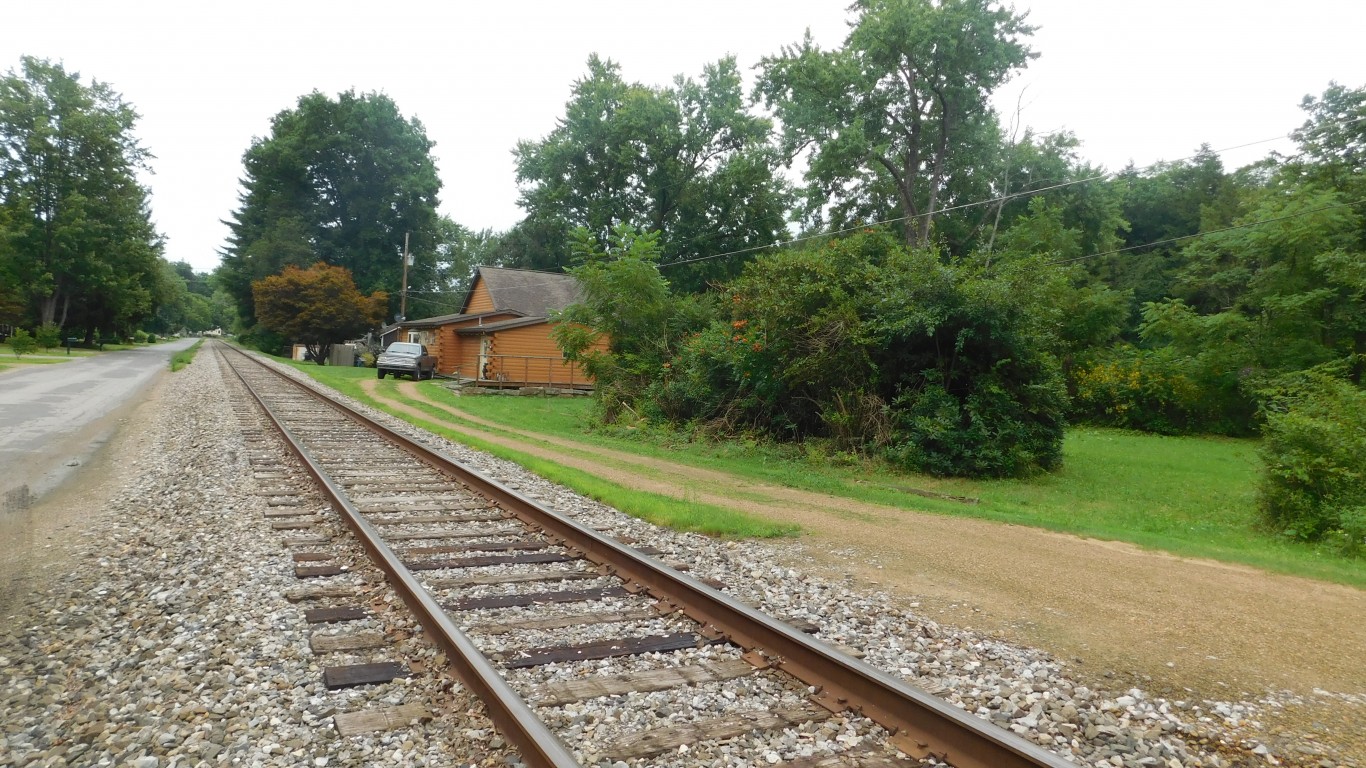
[462,266,583,317]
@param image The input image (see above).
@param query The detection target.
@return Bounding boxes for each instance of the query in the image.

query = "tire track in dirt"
[360,380,1366,716]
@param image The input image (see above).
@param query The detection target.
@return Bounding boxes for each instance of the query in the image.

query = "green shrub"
[1070,301,1262,436]
[9,328,37,356]
[133,329,148,344]
[34,323,62,350]
[559,226,1070,478]
[146,333,158,344]
[653,232,1068,477]
[1258,369,1366,549]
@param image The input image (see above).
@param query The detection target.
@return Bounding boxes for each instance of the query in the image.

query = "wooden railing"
[470,354,587,389]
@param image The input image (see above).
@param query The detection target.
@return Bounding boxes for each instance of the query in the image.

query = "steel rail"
[222,344,1073,768]
[219,346,581,768]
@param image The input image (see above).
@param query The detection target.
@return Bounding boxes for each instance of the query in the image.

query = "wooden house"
[392,267,604,387]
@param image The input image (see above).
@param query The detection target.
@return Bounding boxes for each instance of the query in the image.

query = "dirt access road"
[370,379,1366,762]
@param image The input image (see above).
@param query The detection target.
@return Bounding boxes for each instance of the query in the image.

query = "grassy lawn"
[285,360,1366,588]
[0,343,96,361]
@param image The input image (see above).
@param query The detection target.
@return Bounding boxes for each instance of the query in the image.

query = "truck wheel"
[377,369,386,379]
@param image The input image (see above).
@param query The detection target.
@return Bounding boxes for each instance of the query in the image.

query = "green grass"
[283,359,1365,587]
[171,340,204,371]
[0,342,95,360]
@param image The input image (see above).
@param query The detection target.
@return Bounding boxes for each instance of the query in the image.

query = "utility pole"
[400,232,410,321]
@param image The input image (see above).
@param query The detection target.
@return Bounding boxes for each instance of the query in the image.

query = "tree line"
[0,57,233,343]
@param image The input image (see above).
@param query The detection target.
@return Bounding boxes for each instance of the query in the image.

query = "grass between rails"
[286,361,1366,588]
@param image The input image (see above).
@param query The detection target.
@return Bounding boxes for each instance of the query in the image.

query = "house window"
[408,331,421,344]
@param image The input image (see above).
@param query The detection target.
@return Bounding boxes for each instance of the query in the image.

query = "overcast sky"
[6,1,1364,273]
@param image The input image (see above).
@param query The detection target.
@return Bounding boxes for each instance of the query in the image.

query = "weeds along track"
[214,342,1069,768]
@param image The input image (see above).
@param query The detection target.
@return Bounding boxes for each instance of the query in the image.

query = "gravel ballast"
[0,349,1335,767]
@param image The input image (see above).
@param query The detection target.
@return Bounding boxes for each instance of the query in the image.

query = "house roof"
[455,316,551,335]
[462,266,582,316]
[403,309,521,329]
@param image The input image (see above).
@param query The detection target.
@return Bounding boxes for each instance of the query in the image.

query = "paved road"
[0,338,199,511]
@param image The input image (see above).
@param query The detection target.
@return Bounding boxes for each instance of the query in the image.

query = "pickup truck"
[376,342,437,380]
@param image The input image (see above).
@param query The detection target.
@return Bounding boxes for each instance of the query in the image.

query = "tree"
[515,56,790,292]
[221,90,441,336]
[0,56,163,334]
[1289,81,1366,229]
[8,327,35,356]
[423,215,500,316]
[252,263,387,364]
[148,260,218,334]
[757,0,1035,248]
[1177,183,1365,378]
[1109,146,1243,310]
[552,224,710,420]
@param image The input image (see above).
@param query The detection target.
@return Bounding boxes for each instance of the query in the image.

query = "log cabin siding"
[468,322,606,387]
[464,281,495,313]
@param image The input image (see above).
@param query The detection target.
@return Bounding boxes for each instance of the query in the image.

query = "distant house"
[389,266,605,387]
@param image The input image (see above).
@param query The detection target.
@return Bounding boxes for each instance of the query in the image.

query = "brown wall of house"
[477,324,604,386]
[465,281,495,313]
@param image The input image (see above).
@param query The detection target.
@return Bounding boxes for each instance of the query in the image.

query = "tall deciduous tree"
[221,90,441,332]
[757,0,1035,248]
[0,56,163,334]
[515,56,790,292]
[252,262,387,364]
[1110,146,1243,309]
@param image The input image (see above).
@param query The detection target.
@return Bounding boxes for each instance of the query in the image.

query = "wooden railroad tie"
[295,564,345,578]
[422,568,597,589]
[445,586,630,612]
[527,658,757,707]
[322,661,406,690]
[499,632,720,669]
[271,518,320,530]
[285,584,355,602]
[342,482,462,492]
[359,501,496,514]
[263,508,316,519]
[304,606,370,624]
[401,539,546,557]
[291,552,333,563]
[333,704,431,737]
[369,513,506,527]
[405,551,575,571]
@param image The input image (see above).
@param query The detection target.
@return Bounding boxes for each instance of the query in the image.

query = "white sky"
[5,1,1363,273]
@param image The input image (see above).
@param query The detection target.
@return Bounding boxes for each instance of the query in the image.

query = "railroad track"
[214,342,1071,768]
